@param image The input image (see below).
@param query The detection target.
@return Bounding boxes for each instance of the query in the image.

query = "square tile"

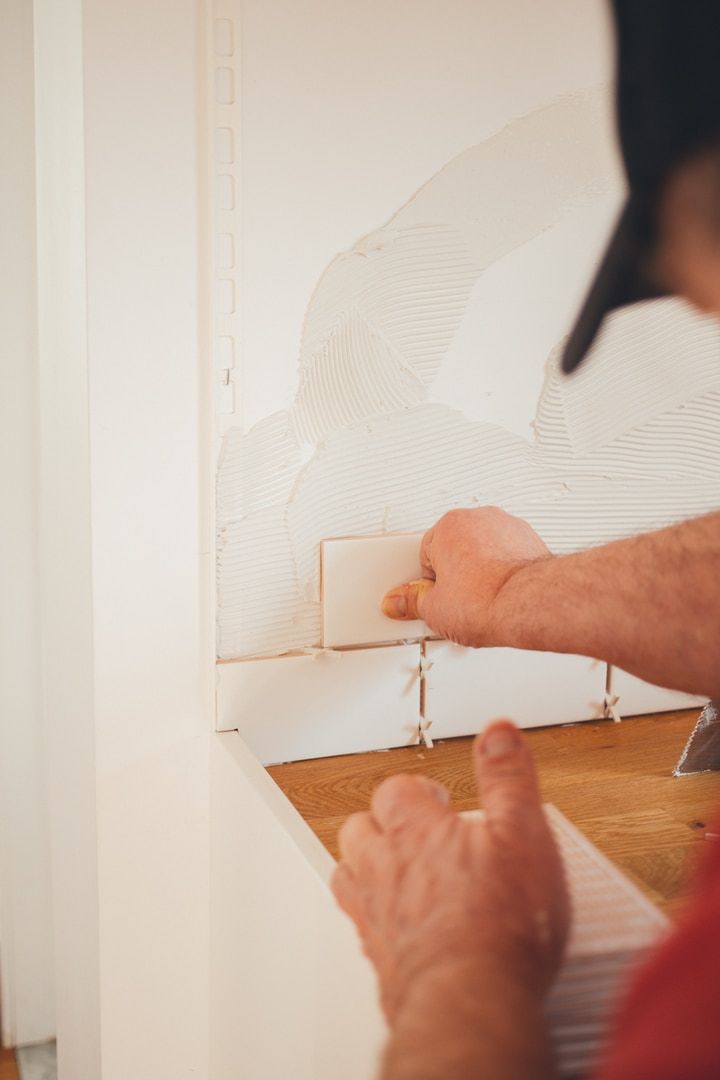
[217,644,422,763]
[608,668,707,717]
[425,643,605,739]
[321,533,428,647]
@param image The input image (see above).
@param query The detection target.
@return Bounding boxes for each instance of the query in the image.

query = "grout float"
[216,88,720,661]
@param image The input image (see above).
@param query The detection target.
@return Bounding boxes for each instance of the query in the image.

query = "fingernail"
[382,589,407,619]
[418,778,450,805]
[482,725,519,759]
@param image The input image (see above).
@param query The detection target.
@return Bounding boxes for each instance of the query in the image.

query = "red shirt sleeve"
[594,816,720,1080]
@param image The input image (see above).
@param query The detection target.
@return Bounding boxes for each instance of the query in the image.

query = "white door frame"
[0,0,55,1050]
[27,0,214,1076]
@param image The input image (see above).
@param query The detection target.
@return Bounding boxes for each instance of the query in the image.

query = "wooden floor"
[269,709,720,916]
[0,1043,18,1080]
[0,1005,18,1080]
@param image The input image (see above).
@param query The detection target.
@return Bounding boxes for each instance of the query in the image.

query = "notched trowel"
[673,701,720,776]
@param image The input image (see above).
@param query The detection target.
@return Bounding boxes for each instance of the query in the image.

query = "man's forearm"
[382,964,557,1080]
[490,512,720,697]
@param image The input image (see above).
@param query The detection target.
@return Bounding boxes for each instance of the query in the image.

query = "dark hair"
[614,0,720,239]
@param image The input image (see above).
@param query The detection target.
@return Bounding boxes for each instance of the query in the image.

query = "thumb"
[473,721,544,842]
[381,578,434,621]
[371,773,450,833]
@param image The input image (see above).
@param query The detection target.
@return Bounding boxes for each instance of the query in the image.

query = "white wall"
[235,0,617,428]
[214,0,626,663]
[0,0,55,1049]
[216,0,720,678]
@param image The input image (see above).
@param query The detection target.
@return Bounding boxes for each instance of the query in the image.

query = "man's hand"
[331,722,570,1035]
[381,507,551,647]
[381,507,720,697]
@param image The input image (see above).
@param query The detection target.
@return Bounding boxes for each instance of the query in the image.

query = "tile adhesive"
[216,89,720,660]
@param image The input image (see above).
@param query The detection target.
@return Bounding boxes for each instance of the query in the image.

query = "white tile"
[609,668,707,717]
[321,533,428,648]
[425,643,605,739]
[217,644,422,763]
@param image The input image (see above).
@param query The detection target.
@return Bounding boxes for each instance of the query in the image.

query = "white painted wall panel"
[210,733,385,1080]
[425,644,604,738]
